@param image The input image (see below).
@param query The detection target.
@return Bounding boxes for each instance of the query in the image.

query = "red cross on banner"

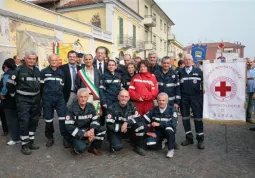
[218,43,224,49]
[215,81,231,97]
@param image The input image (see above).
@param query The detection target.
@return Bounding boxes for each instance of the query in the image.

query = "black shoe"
[249,127,255,131]
[63,138,70,148]
[21,145,32,155]
[46,139,54,147]
[197,141,205,149]
[134,147,146,156]
[29,141,39,150]
[174,142,179,149]
[181,139,194,146]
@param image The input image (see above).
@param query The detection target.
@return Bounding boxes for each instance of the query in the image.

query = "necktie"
[99,62,103,74]
[71,66,76,91]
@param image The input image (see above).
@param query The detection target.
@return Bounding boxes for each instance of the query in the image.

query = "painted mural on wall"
[90,13,101,28]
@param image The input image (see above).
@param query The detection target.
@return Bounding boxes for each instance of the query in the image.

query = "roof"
[33,0,60,4]
[185,42,245,49]
[61,0,103,8]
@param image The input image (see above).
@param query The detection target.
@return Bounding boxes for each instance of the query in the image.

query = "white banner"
[203,59,246,123]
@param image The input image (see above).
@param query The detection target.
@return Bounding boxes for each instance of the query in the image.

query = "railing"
[144,15,156,24]
[144,41,156,50]
[92,27,112,42]
[118,35,133,48]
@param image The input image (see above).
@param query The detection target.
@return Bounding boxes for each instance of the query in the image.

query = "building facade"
[0,0,112,73]
[168,34,184,59]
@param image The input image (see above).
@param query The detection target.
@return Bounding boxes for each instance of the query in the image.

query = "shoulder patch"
[66,116,70,120]
[11,75,16,80]
[107,114,112,119]
[173,112,177,118]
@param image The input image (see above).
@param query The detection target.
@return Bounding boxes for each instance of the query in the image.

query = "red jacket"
[128,72,158,101]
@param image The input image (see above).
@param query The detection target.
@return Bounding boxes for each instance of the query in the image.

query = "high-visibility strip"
[158,82,164,86]
[92,116,98,120]
[133,79,154,85]
[176,95,181,99]
[182,116,190,120]
[16,90,40,96]
[7,79,16,85]
[129,86,135,89]
[105,79,121,83]
[59,117,65,120]
[118,117,126,121]
[65,120,75,124]
[10,93,15,97]
[147,142,157,145]
[165,127,174,132]
[29,132,35,135]
[94,136,104,140]
[131,119,136,124]
[194,118,202,121]
[72,128,79,136]
[144,115,151,123]
[115,124,120,132]
[166,83,177,87]
[45,119,53,123]
[185,131,192,134]
[44,77,63,82]
[182,77,201,81]
[21,77,38,81]
[97,131,106,136]
[99,85,105,89]
[135,126,144,132]
[21,136,29,140]
[22,141,29,145]
[91,121,100,125]
[168,96,175,101]
[127,82,130,85]
[40,80,44,84]
[136,133,144,136]
[161,118,171,122]
[196,132,204,136]
[29,136,35,140]
[106,119,115,123]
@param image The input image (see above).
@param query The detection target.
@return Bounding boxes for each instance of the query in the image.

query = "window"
[153,35,156,49]
[160,39,163,50]
[160,19,162,30]
[164,42,166,51]
[145,30,148,41]
[119,17,123,44]
[133,25,136,48]
[153,13,156,23]
[145,5,148,16]
[164,23,166,33]
[153,35,156,43]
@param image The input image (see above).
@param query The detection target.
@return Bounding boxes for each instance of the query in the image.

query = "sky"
[155,0,255,58]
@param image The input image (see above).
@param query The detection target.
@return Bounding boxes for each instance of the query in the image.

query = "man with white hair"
[106,90,146,156]
[40,54,68,148]
[143,92,178,158]
[65,88,105,155]
[7,50,41,155]
[178,54,204,149]
[148,51,161,74]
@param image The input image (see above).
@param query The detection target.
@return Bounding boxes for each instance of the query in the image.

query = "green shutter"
[119,17,123,44]
[133,25,136,48]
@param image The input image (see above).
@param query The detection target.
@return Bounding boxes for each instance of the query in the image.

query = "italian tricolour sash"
[77,69,102,115]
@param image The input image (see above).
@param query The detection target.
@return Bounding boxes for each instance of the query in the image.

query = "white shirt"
[96,60,104,73]
[185,66,193,74]
[159,105,168,114]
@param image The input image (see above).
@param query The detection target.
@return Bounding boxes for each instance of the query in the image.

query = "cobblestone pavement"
[0,117,254,178]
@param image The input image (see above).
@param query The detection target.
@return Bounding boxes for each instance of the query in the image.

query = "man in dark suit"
[93,46,108,75]
[59,50,81,107]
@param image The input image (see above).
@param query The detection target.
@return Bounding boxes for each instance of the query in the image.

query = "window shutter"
[133,25,136,48]
[119,17,123,44]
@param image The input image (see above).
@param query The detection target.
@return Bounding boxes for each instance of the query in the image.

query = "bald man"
[178,54,204,149]
[40,54,68,148]
[106,90,146,156]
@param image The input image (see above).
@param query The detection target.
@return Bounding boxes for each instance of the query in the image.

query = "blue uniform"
[40,66,67,139]
[154,68,181,106]
[143,105,178,150]
[179,66,204,141]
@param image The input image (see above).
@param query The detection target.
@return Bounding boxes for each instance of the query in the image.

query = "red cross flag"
[203,59,246,123]
[218,42,224,49]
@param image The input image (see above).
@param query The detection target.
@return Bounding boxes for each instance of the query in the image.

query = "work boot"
[88,147,102,156]
[63,137,70,148]
[134,146,146,156]
[181,139,194,146]
[29,140,39,150]
[21,145,32,155]
[197,141,205,149]
[46,138,54,147]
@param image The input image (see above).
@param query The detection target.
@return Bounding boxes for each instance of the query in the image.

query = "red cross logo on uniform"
[215,81,231,97]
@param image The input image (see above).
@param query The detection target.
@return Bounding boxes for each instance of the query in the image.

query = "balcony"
[144,41,156,50]
[92,27,112,43]
[118,35,133,49]
[168,33,175,40]
[134,40,145,52]
[143,15,156,27]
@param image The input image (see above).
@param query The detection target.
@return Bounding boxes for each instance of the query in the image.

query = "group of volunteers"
[0,46,204,158]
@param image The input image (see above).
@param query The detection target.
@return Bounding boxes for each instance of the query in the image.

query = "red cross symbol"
[215,81,231,97]
[218,43,224,49]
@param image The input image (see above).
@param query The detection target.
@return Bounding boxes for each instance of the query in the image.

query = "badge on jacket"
[172,75,175,79]
[11,75,16,80]
[66,116,70,120]
[193,80,197,84]
[173,112,177,118]
[107,114,112,119]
